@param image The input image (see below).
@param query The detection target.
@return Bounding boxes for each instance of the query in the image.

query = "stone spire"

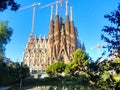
[48,6,54,55]
[55,1,59,25]
[65,0,70,55]
[56,1,59,16]
[50,6,53,20]
[54,1,60,56]
[65,0,69,28]
[70,7,73,21]
[70,6,76,51]
[66,0,69,16]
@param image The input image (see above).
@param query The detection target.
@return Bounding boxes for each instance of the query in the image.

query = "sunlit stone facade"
[22,1,78,73]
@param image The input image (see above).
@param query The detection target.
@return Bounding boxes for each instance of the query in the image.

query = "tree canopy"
[0,62,29,86]
[64,48,90,75]
[0,0,20,11]
[46,61,66,76]
[0,21,13,57]
[101,3,120,53]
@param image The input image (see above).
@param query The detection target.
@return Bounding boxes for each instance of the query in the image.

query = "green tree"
[98,58,120,75]
[0,0,20,11]
[101,3,120,53]
[0,62,29,86]
[21,64,29,78]
[68,48,90,75]
[64,63,72,74]
[97,58,120,89]
[109,58,120,75]
[46,61,66,76]
[0,21,13,58]
[0,21,13,86]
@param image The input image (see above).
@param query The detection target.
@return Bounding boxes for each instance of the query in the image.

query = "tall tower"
[47,0,77,63]
[48,6,54,57]
[70,7,76,53]
[65,0,70,55]
[54,2,60,57]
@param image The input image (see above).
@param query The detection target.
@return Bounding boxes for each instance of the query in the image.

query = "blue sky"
[0,0,120,62]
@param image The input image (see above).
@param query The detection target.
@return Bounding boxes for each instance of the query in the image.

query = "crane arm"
[40,0,63,9]
[18,2,40,36]
[18,3,40,10]
[18,5,33,10]
[40,1,58,8]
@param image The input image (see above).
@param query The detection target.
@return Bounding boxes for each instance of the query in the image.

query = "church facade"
[22,0,78,73]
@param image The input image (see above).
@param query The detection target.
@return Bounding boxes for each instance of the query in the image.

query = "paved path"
[0,86,10,90]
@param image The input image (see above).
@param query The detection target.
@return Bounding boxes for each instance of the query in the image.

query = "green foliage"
[98,61,111,72]
[0,21,13,84]
[113,74,120,82]
[46,61,66,76]
[85,4,120,88]
[112,58,120,74]
[69,48,90,74]
[98,58,120,74]
[101,71,110,82]
[64,64,70,74]
[0,21,13,44]
[0,0,20,11]
[101,3,120,53]
[63,48,93,87]
[0,21,13,57]
[79,71,89,78]
[96,58,120,89]
[73,48,88,62]
[113,58,120,64]
[78,72,89,85]
[0,62,29,86]
[21,64,29,78]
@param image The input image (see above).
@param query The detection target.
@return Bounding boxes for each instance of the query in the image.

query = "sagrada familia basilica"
[22,0,79,73]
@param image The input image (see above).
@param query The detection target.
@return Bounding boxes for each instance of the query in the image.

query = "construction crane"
[40,0,63,8]
[18,0,63,36]
[19,2,40,36]
[91,42,107,57]
[40,0,64,20]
